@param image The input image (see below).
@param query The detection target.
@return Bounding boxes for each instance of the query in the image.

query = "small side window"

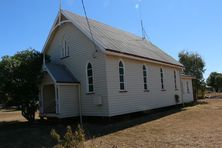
[160,68,164,90]
[143,65,148,90]
[186,81,190,93]
[119,61,125,91]
[61,36,70,58]
[174,70,178,90]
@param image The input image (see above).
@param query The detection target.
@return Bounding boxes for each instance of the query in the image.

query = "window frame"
[142,65,148,91]
[160,67,165,91]
[118,60,127,92]
[86,62,94,94]
[61,35,70,59]
[186,81,190,93]
[174,70,178,90]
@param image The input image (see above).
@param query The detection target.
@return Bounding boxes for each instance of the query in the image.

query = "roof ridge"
[62,9,144,41]
[60,9,182,67]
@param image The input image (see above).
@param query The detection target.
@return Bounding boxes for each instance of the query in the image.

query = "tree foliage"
[0,49,43,106]
[207,72,222,92]
[179,51,205,80]
[178,51,206,99]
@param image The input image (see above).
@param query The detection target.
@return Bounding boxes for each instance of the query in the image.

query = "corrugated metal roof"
[62,10,183,67]
[45,63,79,83]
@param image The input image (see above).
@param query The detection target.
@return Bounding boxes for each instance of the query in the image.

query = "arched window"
[61,35,70,58]
[119,61,125,90]
[160,68,164,90]
[174,70,177,90]
[87,63,94,92]
[143,65,148,90]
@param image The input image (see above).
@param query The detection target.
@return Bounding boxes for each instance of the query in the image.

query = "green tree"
[178,51,206,99]
[0,49,43,106]
[207,72,222,92]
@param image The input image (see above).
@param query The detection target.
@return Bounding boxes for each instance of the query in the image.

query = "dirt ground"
[0,98,222,148]
[86,99,222,148]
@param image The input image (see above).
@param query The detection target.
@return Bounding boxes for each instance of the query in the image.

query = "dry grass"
[85,99,222,148]
[1,97,222,147]
[204,92,222,99]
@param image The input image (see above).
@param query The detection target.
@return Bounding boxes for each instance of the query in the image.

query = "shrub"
[21,101,38,123]
[51,125,85,148]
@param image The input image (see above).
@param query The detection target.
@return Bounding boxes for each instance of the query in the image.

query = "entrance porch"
[39,63,80,118]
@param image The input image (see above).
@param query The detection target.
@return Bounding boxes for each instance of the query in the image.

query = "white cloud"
[135,4,139,9]
[135,0,142,9]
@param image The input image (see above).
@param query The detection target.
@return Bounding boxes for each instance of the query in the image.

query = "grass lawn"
[1,98,222,147]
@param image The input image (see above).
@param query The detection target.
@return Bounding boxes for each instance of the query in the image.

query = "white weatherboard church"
[39,10,194,118]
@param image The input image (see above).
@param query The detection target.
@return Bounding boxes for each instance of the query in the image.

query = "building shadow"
[0,104,190,148]
[83,105,186,139]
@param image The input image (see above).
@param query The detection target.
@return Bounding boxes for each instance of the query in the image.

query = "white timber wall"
[182,78,194,103]
[106,55,183,116]
[59,85,79,117]
[45,23,109,116]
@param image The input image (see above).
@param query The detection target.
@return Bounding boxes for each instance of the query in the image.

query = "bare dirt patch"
[0,110,26,122]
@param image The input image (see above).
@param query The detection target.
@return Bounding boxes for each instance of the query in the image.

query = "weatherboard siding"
[59,85,79,117]
[46,23,109,116]
[182,78,194,103]
[106,55,183,116]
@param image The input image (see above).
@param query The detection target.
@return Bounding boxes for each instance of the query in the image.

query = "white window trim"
[142,64,148,91]
[186,81,190,93]
[174,70,178,90]
[86,62,94,94]
[118,59,127,92]
[160,67,165,91]
[61,34,70,59]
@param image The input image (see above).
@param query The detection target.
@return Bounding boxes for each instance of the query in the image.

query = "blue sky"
[0,0,221,79]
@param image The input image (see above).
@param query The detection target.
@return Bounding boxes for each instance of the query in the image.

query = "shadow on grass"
[184,100,208,107]
[84,106,186,139]
[0,119,79,148]
[0,105,186,148]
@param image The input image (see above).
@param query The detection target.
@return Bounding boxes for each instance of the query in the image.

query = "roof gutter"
[105,49,184,69]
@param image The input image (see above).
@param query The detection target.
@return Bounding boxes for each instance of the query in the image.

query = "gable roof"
[45,63,79,83]
[61,10,183,67]
[43,10,183,68]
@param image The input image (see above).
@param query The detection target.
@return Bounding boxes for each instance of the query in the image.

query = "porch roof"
[45,63,79,83]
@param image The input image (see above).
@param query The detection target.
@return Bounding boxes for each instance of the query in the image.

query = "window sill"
[161,89,167,91]
[86,92,95,95]
[144,89,150,92]
[60,56,70,59]
[119,90,128,93]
